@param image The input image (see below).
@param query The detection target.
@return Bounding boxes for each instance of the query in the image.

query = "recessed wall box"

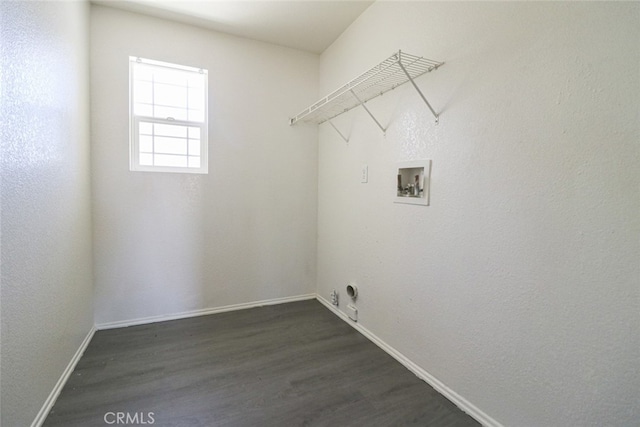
[395,160,431,206]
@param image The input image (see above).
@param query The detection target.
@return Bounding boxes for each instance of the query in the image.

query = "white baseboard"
[31,294,315,426]
[32,295,499,427]
[96,293,317,330]
[316,295,503,427]
[31,326,96,427]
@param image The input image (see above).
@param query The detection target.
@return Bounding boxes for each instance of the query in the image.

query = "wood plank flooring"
[44,300,480,426]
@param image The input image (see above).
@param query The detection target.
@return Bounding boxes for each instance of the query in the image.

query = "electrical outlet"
[361,165,368,183]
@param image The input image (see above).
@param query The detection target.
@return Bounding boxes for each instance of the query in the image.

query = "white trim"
[96,294,317,330]
[129,56,208,174]
[32,295,499,427]
[31,326,96,427]
[315,295,503,427]
[129,56,206,74]
[395,159,431,206]
[131,115,208,174]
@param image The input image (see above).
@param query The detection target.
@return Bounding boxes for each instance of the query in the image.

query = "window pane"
[188,88,204,110]
[134,65,154,82]
[188,139,200,156]
[188,156,201,168]
[155,154,188,168]
[154,105,188,121]
[154,123,187,138]
[139,135,153,153]
[131,57,208,173]
[134,103,153,117]
[152,68,185,86]
[139,153,153,166]
[139,122,153,135]
[188,110,204,122]
[188,127,200,139]
[154,136,187,155]
[154,83,187,109]
[134,81,152,104]
[186,74,204,89]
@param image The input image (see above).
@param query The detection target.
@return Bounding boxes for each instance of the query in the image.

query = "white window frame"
[129,56,208,174]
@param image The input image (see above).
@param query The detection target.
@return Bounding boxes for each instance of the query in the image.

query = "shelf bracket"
[397,59,439,124]
[328,120,349,143]
[350,89,386,134]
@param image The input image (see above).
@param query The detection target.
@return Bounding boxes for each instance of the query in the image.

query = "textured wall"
[91,6,318,325]
[0,1,94,426]
[317,2,639,426]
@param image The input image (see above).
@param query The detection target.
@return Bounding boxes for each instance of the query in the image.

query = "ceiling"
[94,0,374,54]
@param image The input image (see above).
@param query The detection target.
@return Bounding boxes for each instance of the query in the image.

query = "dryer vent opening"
[346,284,358,299]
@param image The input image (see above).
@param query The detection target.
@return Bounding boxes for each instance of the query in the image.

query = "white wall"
[0,1,94,426]
[91,6,318,325]
[317,2,639,426]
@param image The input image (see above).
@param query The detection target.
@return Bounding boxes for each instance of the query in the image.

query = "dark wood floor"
[44,300,480,426]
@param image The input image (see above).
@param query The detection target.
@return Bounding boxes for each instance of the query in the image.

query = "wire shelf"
[289,51,443,126]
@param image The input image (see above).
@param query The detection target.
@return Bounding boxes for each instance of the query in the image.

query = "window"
[129,57,208,173]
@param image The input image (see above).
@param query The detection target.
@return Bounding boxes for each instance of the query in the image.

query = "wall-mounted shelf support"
[350,89,386,134]
[397,60,439,124]
[328,120,349,143]
[289,50,443,140]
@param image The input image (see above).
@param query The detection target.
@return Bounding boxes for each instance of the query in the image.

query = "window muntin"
[129,57,208,173]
